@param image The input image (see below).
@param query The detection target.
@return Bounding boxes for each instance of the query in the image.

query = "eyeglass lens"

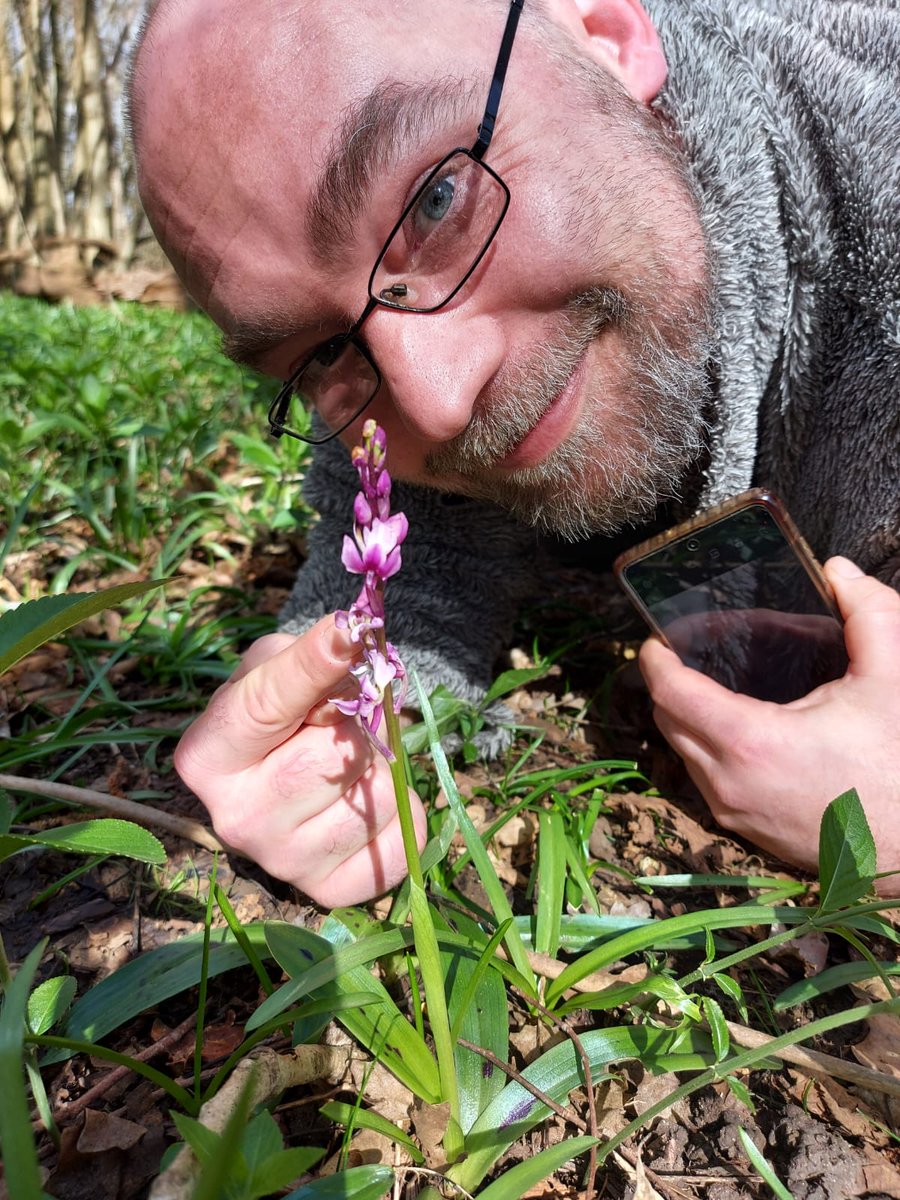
[283,155,507,439]
[300,342,381,437]
[370,151,508,311]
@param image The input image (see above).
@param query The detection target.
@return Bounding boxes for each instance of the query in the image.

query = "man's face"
[136,0,713,538]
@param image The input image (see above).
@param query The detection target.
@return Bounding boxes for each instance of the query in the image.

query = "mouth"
[496,341,591,471]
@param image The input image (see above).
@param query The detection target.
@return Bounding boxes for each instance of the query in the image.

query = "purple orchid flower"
[331,420,408,760]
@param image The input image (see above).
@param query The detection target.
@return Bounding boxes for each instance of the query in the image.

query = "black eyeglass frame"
[268,0,524,444]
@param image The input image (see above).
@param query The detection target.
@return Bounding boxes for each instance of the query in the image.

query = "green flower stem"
[381,673,462,1155]
[0,930,12,991]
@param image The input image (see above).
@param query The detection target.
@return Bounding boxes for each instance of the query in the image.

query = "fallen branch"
[511,952,900,1100]
[149,1045,352,1200]
[0,773,224,853]
[721,1016,900,1099]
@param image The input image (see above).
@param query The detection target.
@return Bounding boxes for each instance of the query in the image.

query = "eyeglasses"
[268,0,524,445]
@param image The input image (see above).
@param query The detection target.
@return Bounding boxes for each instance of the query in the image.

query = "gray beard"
[426,287,714,540]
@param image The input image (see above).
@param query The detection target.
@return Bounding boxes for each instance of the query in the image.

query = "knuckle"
[173,732,207,791]
[210,810,252,854]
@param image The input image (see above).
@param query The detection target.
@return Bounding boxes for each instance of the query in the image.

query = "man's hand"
[639,558,900,894]
[174,616,425,908]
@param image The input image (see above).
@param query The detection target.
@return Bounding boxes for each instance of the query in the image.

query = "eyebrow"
[221,76,481,371]
[305,76,481,267]
[221,313,313,370]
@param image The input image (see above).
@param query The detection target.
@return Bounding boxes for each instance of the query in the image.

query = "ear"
[543,0,668,102]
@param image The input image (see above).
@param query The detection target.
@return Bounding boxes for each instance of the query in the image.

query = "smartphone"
[613,488,849,703]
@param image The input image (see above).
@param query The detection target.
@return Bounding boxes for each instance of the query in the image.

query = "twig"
[41,1012,200,1128]
[653,1012,900,1099]
[0,773,224,853]
[456,1036,588,1133]
[722,1016,900,1098]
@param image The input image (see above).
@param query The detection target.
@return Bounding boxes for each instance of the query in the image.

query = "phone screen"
[620,503,848,703]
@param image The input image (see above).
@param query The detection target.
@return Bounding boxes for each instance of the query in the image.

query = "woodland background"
[1,0,183,307]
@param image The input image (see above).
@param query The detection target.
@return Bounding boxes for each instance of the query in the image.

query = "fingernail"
[829,556,864,579]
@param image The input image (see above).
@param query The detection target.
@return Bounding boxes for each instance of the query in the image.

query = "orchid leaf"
[262,919,441,1105]
[282,1166,394,1200]
[0,579,169,676]
[476,1135,598,1200]
[449,1025,711,1192]
[43,924,273,1065]
[434,907,509,1133]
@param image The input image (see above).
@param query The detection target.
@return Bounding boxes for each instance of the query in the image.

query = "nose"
[361,302,507,444]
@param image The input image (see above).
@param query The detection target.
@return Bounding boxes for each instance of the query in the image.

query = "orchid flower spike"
[331,422,408,760]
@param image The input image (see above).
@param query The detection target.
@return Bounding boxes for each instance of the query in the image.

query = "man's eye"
[413,174,456,233]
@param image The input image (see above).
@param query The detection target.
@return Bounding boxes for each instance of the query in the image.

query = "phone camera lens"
[686,538,700,552]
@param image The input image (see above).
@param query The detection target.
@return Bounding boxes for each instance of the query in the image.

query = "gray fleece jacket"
[279,0,900,711]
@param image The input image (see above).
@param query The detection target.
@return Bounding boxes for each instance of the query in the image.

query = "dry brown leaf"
[408,1098,451,1170]
[76,1109,146,1153]
[200,1020,245,1062]
[495,813,536,849]
[629,1070,681,1119]
[595,1078,629,1140]
[850,1012,900,1078]
[861,1159,900,1198]
[768,929,830,976]
[787,1072,886,1143]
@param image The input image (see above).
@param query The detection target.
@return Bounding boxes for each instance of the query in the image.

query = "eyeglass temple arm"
[472,0,524,161]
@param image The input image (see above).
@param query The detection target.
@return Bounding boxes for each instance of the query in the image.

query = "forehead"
[138,0,507,324]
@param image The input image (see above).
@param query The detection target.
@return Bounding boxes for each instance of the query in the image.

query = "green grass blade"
[30,1035,196,1112]
[0,940,48,1200]
[414,673,534,986]
[633,873,808,900]
[738,1128,795,1199]
[0,481,41,577]
[514,912,735,954]
[320,1101,424,1164]
[544,905,819,1006]
[534,810,566,959]
[774,960,900,1011]
[214,882,276,995]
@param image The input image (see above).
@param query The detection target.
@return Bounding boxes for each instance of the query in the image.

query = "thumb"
[824,557,900,678]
